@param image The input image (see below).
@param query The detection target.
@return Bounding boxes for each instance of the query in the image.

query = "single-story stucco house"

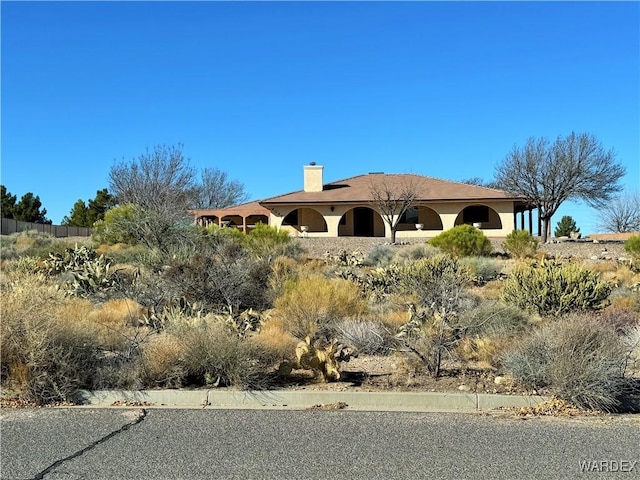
[192,164,535,238]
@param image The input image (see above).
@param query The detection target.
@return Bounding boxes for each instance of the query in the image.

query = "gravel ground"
[294,236,629,261]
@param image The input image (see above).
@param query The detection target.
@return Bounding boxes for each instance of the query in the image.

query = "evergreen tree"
[12,192,50,223]
[1,185,17,218]
[554,215,580,237]
[63,189,116,227]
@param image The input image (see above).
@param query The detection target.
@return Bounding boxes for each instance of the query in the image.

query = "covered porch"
[191,201,271,234]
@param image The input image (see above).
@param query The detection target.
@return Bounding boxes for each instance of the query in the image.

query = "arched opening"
[396,206,444,231]
[282,207,327,233]
[338,207,385,237]
[455,205,502,229]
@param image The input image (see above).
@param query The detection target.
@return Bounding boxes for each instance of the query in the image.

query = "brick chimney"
[303,162,323,192]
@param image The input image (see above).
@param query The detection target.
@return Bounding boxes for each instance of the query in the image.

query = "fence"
[1,218,92,237]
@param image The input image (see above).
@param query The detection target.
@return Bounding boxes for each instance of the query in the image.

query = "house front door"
[353,207,374,237]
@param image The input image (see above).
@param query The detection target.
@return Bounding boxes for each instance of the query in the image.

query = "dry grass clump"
[503,315,632,412]
[334,319,394,355]
[457,335,511,366]
[140,333,185,387]
[1,273,100,404]
[87,298,150,350]
[253,317,299,362]
[164,315,281,389]
[273,276,367,339]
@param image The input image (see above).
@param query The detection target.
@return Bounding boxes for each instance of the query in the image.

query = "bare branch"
[596,191,640,233]
[495,132,625,242]
[369,177,419,243]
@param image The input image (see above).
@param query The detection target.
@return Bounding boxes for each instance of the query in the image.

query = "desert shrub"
[140,333,186,387]
[622,325,640,374]
[596,308,640,333]
[502,229,539,259]
[87,298,152,346]
[334,319,393,355]
[10,255,43,275]
[364,244,395,267]
[267,255,305,302]
[502,259,612,317]
[274,276,366,340]
[400,254,472,312]
[625,234,640,268]
[457,335,510,366]
[455,300,530,368]
[391,243,439,265]
[458,256,502,285]
[203,223,245,243]
[243,223,302,259]
[253,318,300,362]
[1,273,100,404]
[460,299,531,337]
[429,225,492,257]
[503,315,631,411]
[168,317,278,389]
[162,246,272,313]
[92,205,138,245]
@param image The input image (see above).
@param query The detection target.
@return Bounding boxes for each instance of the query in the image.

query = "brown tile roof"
[190,200,270,218]
[260,173,521,205]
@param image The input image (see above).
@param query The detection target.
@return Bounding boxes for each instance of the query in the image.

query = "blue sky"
[2,1,638,234]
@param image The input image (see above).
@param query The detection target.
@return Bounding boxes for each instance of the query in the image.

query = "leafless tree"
[494,132,625,243]
[597,191,640,233]
[194,167,248,209]
[369,177,418,243]
[109,144,199,250]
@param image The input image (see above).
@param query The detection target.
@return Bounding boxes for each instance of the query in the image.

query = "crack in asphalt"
[31,409,148,480]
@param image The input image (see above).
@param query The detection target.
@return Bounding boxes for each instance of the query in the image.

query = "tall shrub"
[502,259,611,317]
[429,224,492,257]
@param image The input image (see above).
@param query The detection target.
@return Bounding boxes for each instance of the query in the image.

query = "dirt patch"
[275,354,539,397]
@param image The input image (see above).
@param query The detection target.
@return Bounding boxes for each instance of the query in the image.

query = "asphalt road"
[1,408,638,480]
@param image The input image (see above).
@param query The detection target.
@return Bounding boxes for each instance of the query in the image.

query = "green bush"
[502,229,539,259]
[429,225,492,257]
[203,223,245,244]
[625,234,640,264]
[244,223,301,259]
[92,205,138,245]
[503,315,630,411]
[502,259,611,317]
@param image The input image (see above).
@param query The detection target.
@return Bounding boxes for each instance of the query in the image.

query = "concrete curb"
[78,389,549,412]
